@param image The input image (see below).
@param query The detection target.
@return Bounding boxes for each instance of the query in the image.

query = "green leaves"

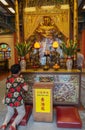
[61,40,78,57]
[15,42,31,57]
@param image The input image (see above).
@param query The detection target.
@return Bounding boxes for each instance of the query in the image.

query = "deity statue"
[36,16,58,38]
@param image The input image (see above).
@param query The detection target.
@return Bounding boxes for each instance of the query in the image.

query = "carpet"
[0,78,85,130]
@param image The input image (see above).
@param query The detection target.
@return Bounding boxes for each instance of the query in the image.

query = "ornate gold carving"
[23,5,70,40]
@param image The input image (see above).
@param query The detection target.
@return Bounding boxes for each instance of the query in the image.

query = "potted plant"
[61,40,78,57]
[15,42,31,57]
[15,42,31,70]
[60,40,78,70]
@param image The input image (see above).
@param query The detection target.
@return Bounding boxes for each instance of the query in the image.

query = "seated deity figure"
[36,16,57,38]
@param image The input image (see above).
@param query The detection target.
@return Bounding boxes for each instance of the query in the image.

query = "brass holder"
[34,48,40,69]
[52,41,60,65]
[43,53,50,70]
[54,49,60,65]
[34,42,40,68]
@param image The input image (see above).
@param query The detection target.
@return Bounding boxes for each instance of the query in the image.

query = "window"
[0,43,11,60]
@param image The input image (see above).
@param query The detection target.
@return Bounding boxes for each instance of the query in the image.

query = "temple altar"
[22,69,81,106]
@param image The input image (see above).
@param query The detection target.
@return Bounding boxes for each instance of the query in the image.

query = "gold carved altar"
[23,5,70,41]
[15,0,78,45]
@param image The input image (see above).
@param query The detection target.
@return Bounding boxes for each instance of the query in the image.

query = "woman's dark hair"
[10,64,21,74]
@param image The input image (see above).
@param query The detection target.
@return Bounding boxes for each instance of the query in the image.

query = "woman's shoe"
[9,126,16,130]
[0,124,7,130]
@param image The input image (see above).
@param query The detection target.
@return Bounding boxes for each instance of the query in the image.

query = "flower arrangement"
[61,40,78,57]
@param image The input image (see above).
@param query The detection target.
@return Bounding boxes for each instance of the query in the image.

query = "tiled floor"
[0,72,85,130]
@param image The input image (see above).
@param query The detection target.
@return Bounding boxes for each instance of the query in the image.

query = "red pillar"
[81,29,85,58]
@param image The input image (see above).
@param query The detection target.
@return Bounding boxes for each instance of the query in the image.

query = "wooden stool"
[56,106,82,128]
[10,105,32,126]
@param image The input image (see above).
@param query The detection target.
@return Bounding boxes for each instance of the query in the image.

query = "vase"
[66,56,73,70]
[20,57,26,71]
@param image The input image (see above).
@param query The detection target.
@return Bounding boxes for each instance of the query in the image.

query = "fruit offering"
[53,64,60,70]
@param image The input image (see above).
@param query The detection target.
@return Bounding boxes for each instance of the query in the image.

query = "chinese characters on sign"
[35,89,51,113]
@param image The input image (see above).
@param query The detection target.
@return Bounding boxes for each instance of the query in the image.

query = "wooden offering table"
[22,69,81,106]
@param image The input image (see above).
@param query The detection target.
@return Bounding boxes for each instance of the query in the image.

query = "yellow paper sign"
[35,89,51,113]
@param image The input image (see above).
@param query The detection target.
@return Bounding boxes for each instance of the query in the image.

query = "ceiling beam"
[78,0,85,13]
[6,0,15,8]
[0,0,15,16]
[0,3,13,15]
